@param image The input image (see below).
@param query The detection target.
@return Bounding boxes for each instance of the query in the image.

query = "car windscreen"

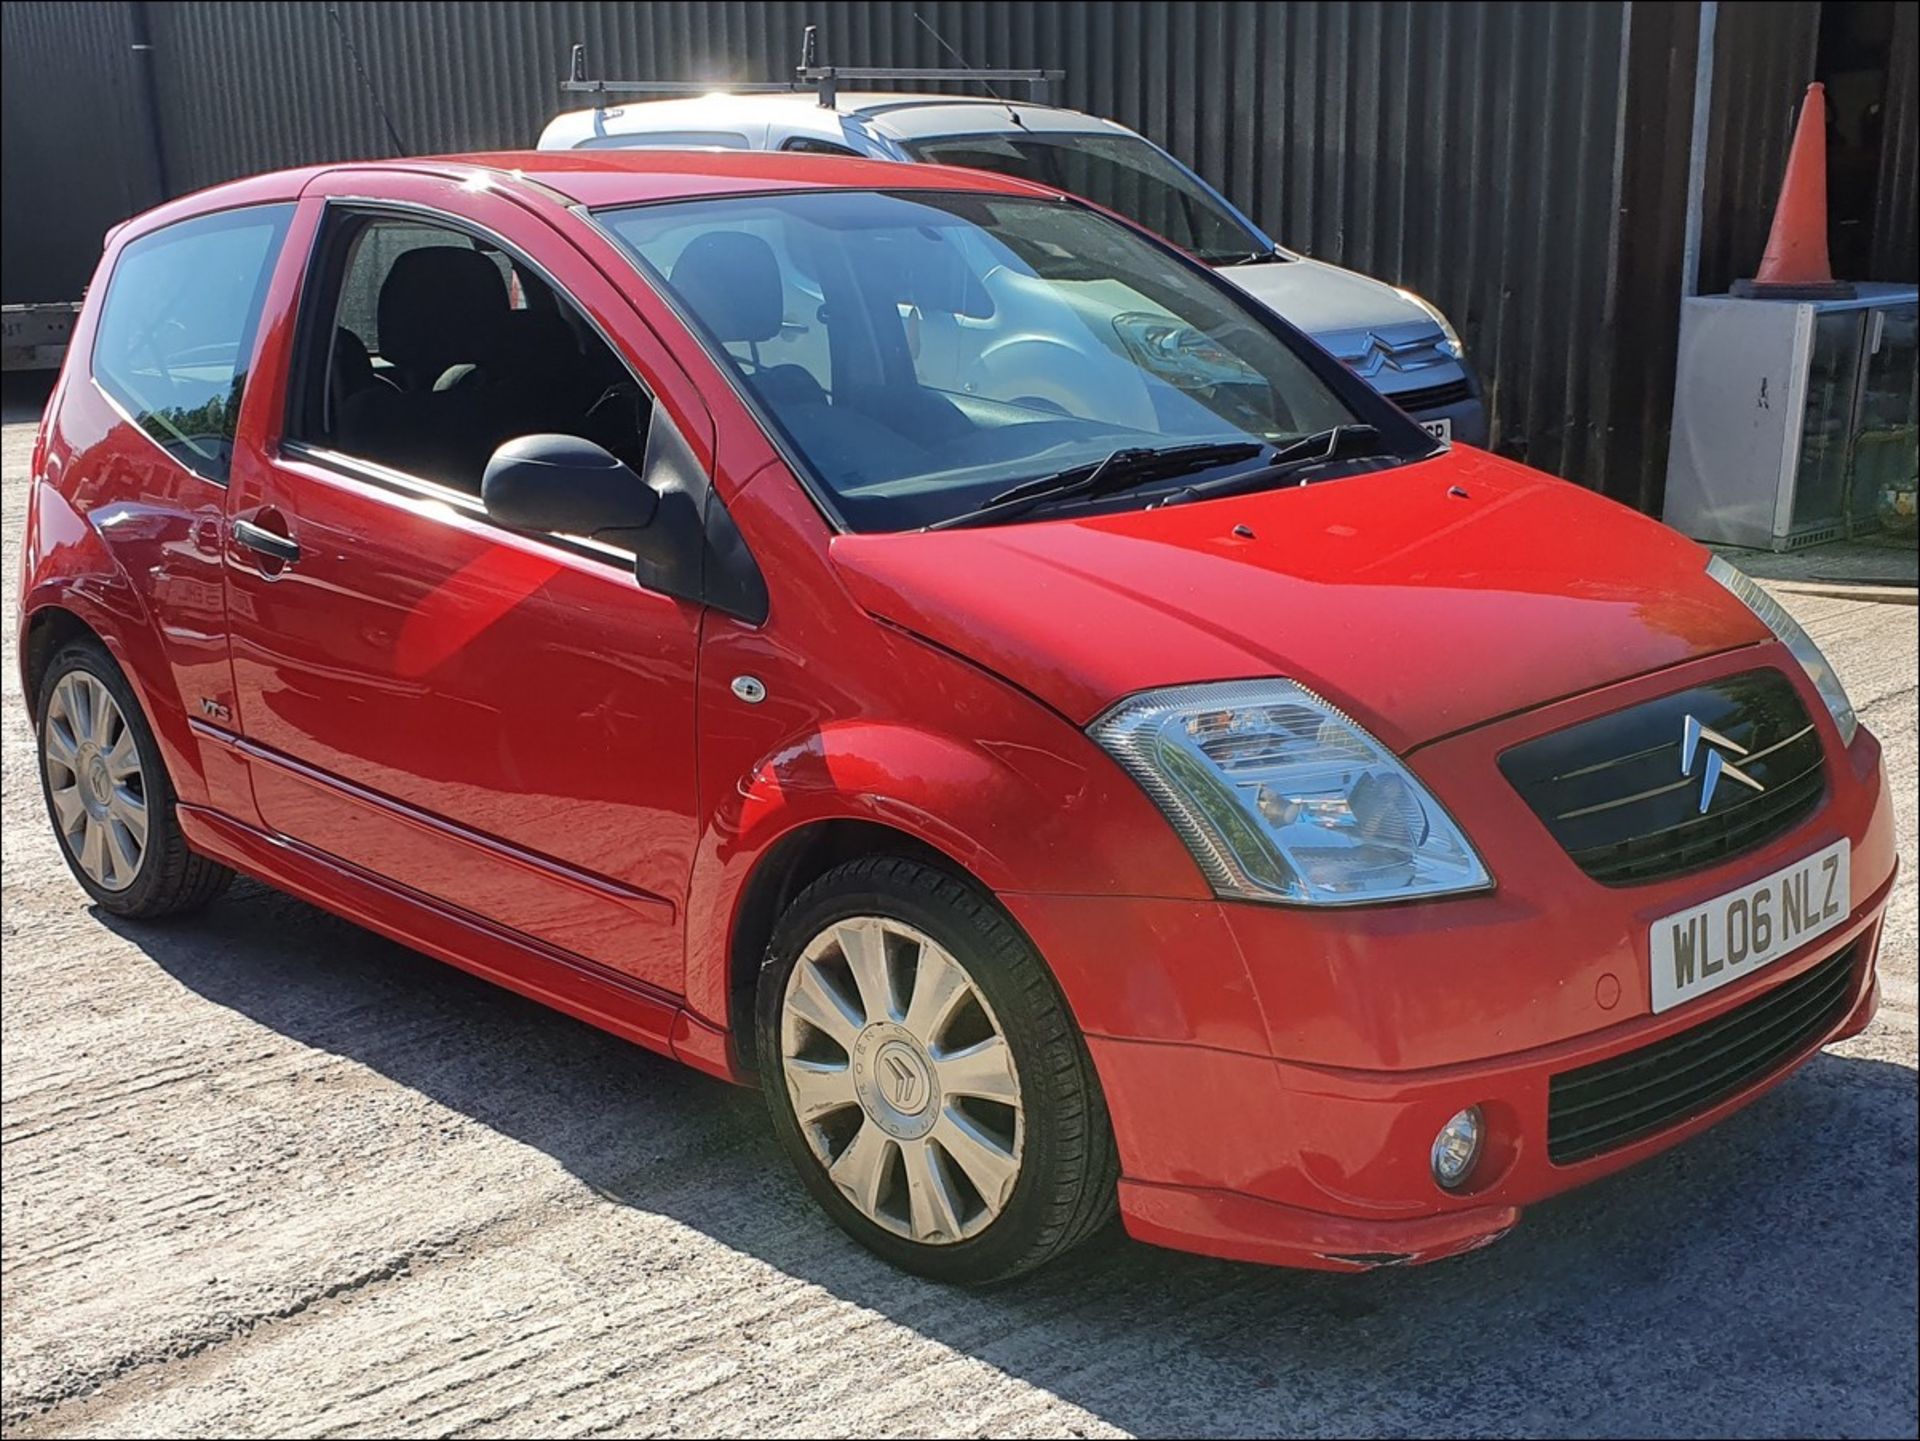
[903,132,1268,266]
[595,189,1363,532]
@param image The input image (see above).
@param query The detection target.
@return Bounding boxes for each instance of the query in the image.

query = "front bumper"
[1404,386,1488,448]
[1096,901,1884,1270]
[999,649,1898,1270]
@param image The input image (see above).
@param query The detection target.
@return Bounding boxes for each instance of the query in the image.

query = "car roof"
[442,147,1060,206]
[538,91,1134,151]
[128,147,1062,237]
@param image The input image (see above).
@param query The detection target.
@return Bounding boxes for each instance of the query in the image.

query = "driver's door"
[221,171,711,994]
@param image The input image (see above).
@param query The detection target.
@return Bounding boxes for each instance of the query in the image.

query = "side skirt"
[176,804,744,1084]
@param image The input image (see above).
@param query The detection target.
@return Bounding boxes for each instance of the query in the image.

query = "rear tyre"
[757,854,1118,1283]
[35,640,232,918]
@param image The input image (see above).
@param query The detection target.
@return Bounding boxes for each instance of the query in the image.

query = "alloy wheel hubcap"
[780,916,1023,1245]
[854,1024,938,1136]
[43,672,149,893]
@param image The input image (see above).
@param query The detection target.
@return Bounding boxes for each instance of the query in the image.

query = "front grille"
[1387,377,1474,413]
[1548,944,1856,1164]
[1499,669,1825,886]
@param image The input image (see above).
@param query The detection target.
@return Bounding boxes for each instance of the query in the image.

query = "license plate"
[1420,417,1452,442]
[1648,839,1850,1014]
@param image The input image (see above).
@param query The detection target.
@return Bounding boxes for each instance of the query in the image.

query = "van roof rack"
[562,30,1064,111]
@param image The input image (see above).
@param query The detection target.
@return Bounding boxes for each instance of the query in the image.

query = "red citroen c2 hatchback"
[20,151,1896,1282]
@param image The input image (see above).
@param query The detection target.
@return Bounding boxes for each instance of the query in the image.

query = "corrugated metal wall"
[1697,0,1821,295]
[0,1,163,305]
[1606,0,1706,513]
[1688,2,1916,305]
[137,0,1649,489]
[2,1,1909,509]
[1869,0,1917,281]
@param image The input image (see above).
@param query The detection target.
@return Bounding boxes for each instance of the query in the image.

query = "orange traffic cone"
[1732,82,1855,299]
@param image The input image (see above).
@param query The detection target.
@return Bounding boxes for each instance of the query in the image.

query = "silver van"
[540,88,1487,445]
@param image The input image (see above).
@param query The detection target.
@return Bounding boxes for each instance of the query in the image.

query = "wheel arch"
[717,816,981,1076]
[684,707,1207,1068]
[18,471,175,745]
[20,589,212,810]
[19,451,226,813]
[21,604,102,714]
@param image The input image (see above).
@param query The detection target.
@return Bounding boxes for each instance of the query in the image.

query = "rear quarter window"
[90,203,294,483]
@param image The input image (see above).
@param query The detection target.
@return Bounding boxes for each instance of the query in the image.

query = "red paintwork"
[17,152,1899,1271]
[440,147,1067,209]
[833,449,1771,749]
[221,174,716,993]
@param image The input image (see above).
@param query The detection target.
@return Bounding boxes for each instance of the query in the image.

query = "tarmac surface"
[3,382,1915,1438]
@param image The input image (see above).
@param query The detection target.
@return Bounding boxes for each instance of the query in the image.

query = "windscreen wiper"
[927,441,1266,531]
[1155,424,1394,506]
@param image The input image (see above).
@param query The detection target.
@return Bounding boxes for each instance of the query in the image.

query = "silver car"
[539,90,1488,446]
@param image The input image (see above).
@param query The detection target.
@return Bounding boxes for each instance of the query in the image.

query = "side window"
[91,204,293,483]
[781,137,861,157]
[289,213,651,498]
[332,224,519,361]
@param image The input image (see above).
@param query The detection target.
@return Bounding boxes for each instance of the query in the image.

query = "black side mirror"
[481,434,658,543]
[482,417,767,626]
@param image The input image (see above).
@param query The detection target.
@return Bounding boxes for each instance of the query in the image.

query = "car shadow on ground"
[108,877,1919,1438]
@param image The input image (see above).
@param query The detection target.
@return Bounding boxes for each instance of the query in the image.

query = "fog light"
[1431,1106,1484,1190]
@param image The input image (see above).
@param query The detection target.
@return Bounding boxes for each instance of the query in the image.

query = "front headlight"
[1090,680,1492,905]
[1393,287,1466,361]
[1707,556,1858,744]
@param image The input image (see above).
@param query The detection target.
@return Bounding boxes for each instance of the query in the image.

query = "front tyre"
[757,855,1118,1283]
[35,639,232,918]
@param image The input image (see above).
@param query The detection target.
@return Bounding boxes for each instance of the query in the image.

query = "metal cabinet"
[1664,283,1919,550]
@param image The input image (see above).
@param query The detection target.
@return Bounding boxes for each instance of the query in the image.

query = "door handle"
[233,517,302,566]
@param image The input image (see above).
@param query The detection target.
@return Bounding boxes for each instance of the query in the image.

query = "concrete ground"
[2,381,1915,1439]
[1713,533,1918,589]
